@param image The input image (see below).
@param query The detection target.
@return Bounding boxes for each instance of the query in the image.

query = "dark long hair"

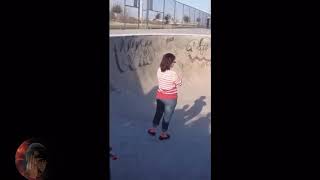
[160,53,176,72]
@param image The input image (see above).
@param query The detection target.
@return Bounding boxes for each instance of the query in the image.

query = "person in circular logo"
[15,139,48,180]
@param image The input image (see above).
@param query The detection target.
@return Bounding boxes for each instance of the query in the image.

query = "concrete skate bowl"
[110,34,211,180]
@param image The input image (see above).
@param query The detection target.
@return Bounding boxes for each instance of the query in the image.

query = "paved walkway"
[109,28,211,36]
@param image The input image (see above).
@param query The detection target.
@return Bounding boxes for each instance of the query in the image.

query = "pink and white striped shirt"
[156,67,182,99]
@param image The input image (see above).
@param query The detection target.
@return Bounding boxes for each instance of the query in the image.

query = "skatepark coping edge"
[109,33,211,37]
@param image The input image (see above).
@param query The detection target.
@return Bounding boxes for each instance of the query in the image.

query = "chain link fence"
[110,0,211,29]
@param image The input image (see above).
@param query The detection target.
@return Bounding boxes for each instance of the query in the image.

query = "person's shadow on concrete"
[172,96,209,137]
[187,112,211,135]
[184,96,207,121]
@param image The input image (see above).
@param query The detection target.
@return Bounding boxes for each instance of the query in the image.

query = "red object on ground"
[111,155,118,160]
[110,146,118,160]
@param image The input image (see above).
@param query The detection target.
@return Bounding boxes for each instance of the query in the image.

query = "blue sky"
[177,0,211,14]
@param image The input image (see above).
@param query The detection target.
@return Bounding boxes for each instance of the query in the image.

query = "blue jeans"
[152,98,177,132]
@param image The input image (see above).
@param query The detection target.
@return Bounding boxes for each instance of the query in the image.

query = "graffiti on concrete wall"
[166,37,174,44]
[113,38,155,73]
[185,38,211,62]
[162,36,177,55]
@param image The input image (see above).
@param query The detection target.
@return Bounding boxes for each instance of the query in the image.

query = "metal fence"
[110,0,211,29]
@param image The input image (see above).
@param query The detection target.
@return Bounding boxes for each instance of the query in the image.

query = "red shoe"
[147,128,156,136]
[111,155,118,160]
[159,132,170,140]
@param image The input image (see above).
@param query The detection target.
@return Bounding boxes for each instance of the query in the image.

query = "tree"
[110,11,116,20]
[111,4,122,14]
[183,15,190,23]
[111,4,123,21]
[155,13,161,20]
[196,17,201,27]
[164,14,171,24]
[196,17,201,23]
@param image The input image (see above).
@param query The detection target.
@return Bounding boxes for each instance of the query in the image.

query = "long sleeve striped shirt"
[156,67,182,99]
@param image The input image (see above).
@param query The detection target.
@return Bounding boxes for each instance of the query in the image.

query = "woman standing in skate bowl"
[148,53,182,140]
